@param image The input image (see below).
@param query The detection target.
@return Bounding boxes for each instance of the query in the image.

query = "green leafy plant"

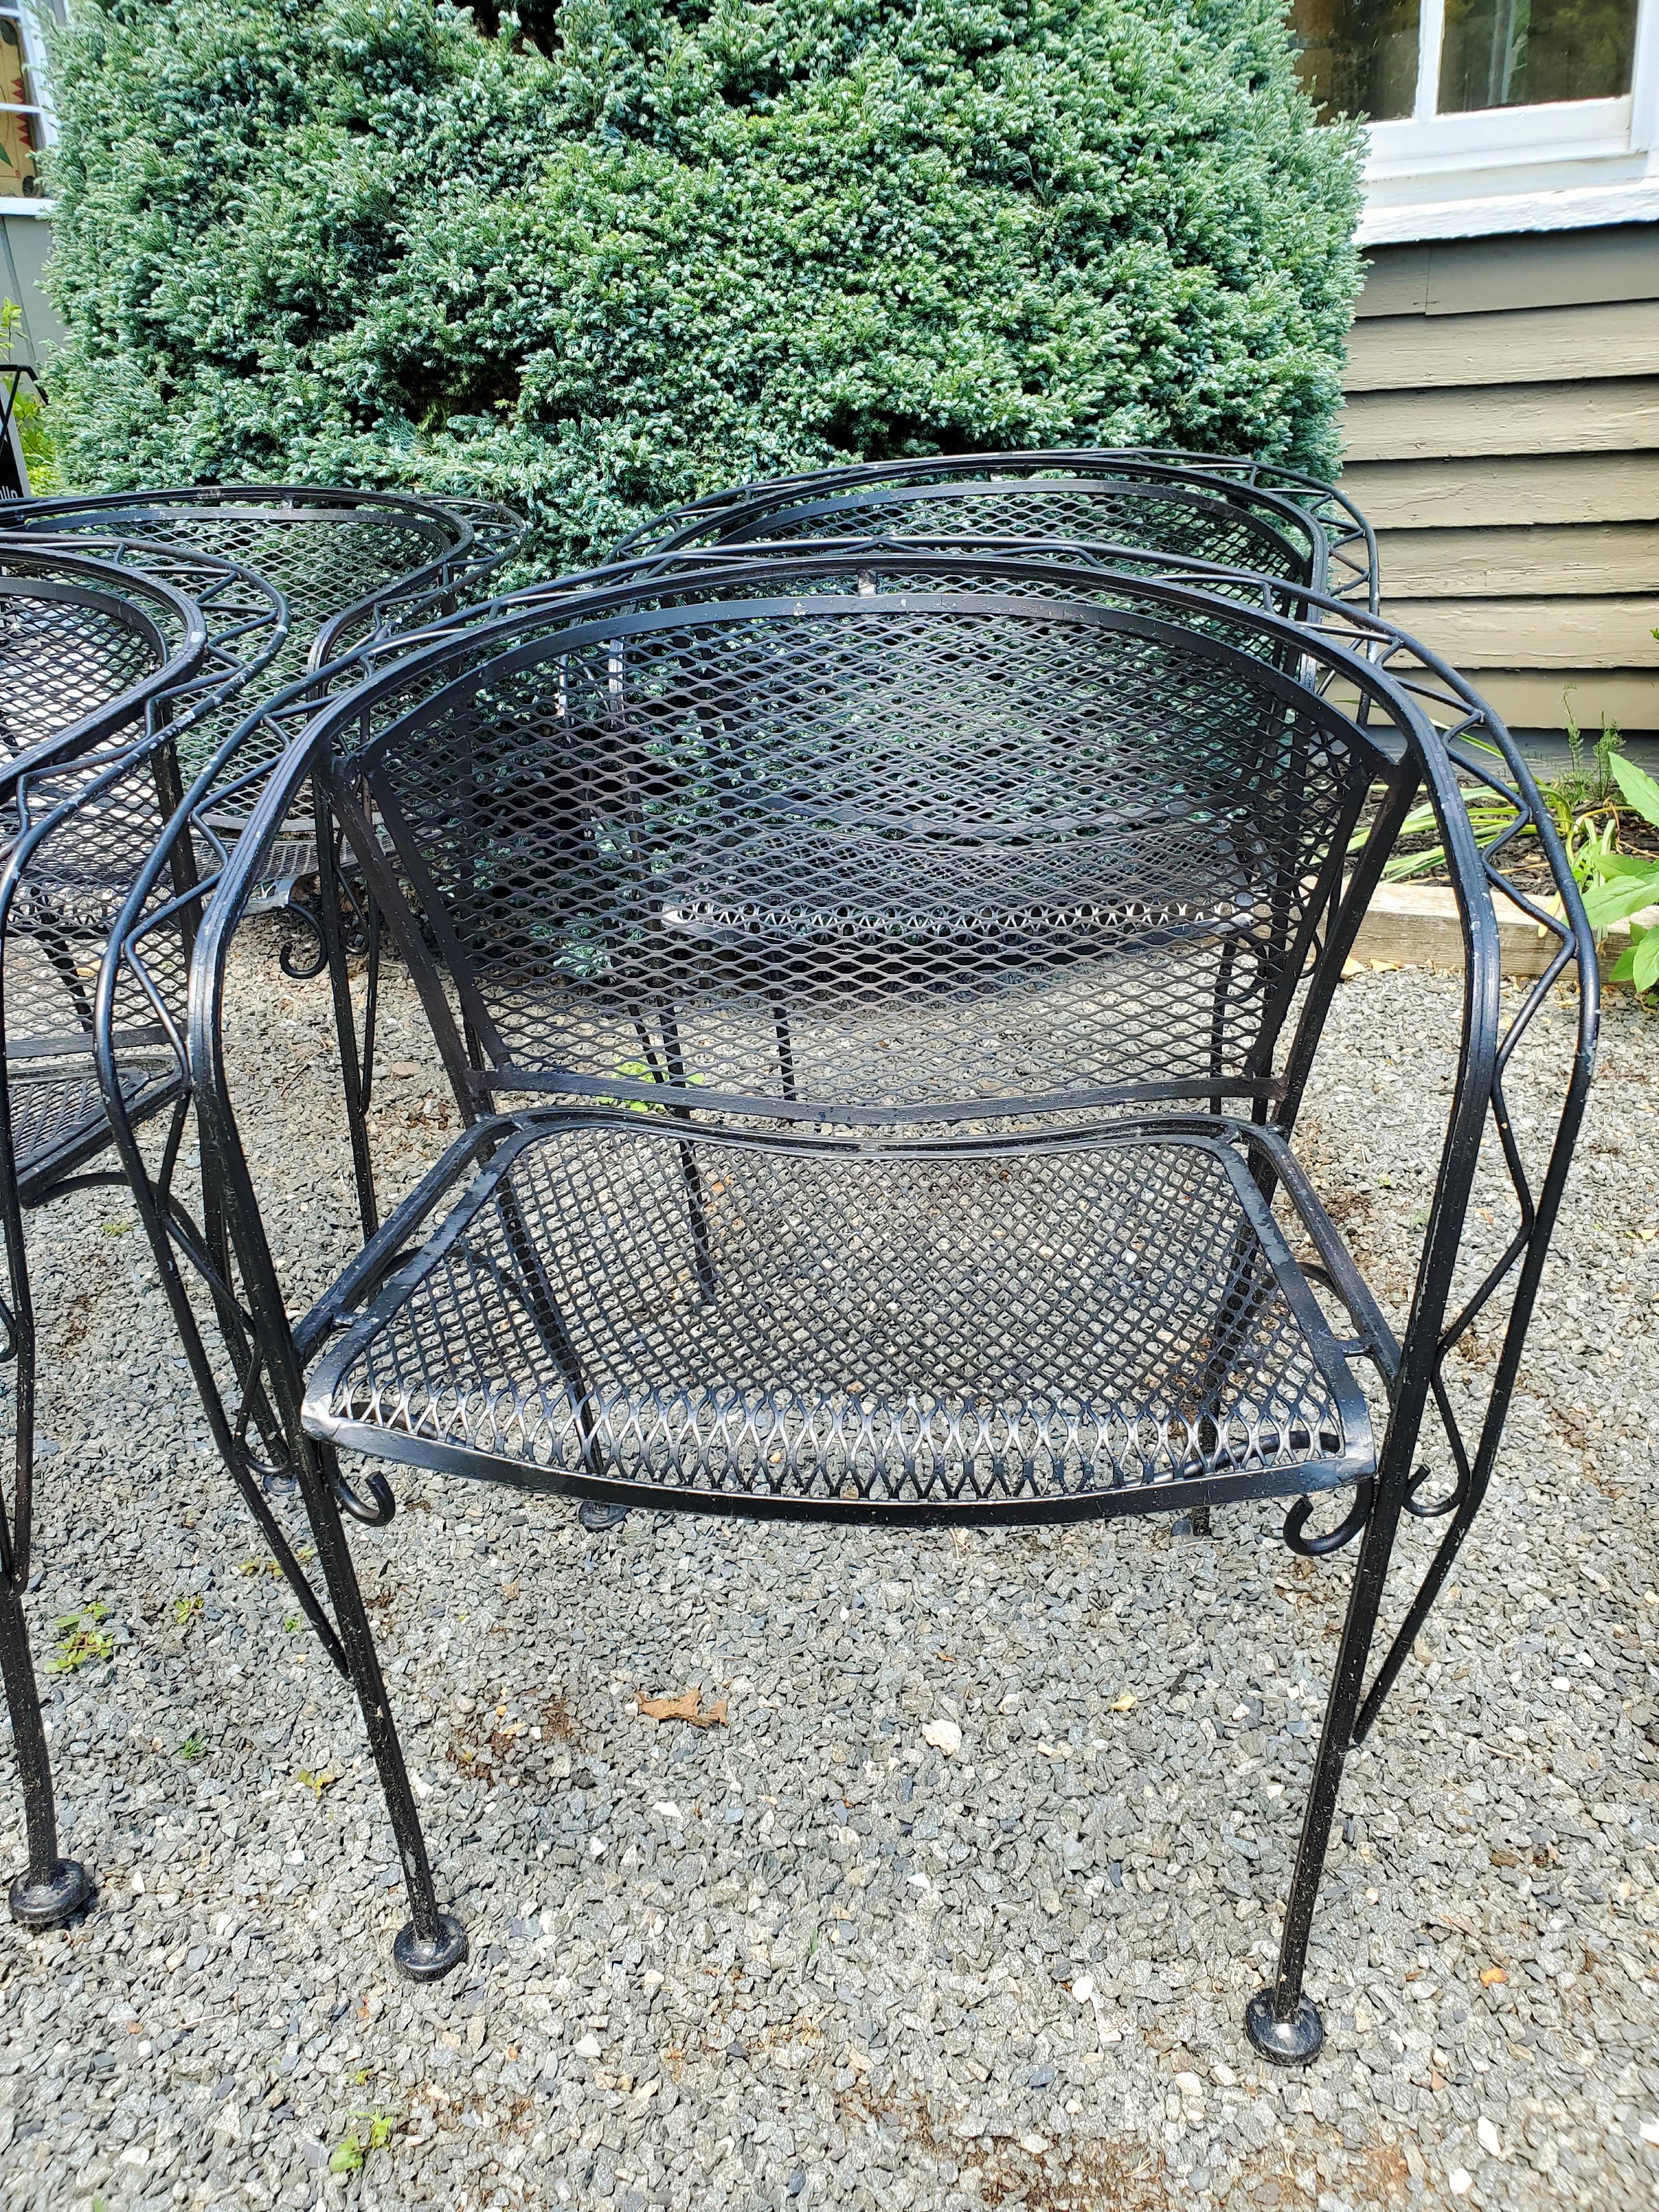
[1578,753,1659,993]
[42,0,1363,571]
[172,1593,203,1628]
[176,1730,210,1761]
[0,297,57,493]
[52,1602,114,1673]
[329,2112,397,2175]
[599,1057,710,1112]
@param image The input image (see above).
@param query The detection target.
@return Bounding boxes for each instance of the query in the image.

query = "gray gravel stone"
[0,947,1655,2210]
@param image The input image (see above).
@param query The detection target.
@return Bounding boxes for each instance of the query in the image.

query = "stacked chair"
[0,490,521,1922]
[2,455,1594,2067]
[0,533,287,1923]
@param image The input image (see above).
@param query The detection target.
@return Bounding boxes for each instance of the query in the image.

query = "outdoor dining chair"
[612,448,1378,607]
[103,548,1593,2062]
[0,540,286,1931]
[8,486,524,972]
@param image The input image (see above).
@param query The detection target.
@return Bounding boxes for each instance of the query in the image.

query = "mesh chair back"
[696,478,1316,584]
[0,560,189,772]
[340,589,1389,1125]
[0,544,285,1196]
[2,743,193,1187]
[613,450,1377,605]
[10,485,521,674]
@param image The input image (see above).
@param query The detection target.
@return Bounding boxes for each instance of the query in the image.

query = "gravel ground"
[1,949,1656,2212]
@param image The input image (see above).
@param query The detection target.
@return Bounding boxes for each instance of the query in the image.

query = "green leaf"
[1609,751,1659,830]
[1580,850,1659,881]
[1610,944,1638,981]
[329,2137,364,2176]
[1581,876,1659,929]
[1381,845,1447,882]
[1635,924,1659,992]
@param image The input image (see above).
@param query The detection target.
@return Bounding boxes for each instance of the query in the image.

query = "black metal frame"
[0,361,44,500]
[612,449,1379,608]
[0,539,288,1931]
[99,541,1592,2059]
[11,484,524,665]
[9,486,525,972]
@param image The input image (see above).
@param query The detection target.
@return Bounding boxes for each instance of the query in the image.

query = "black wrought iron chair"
[10,484,523,678]
[7,486,524,969]
[106,551,1591,2062]
[0,540,287,1929]
[612,449,1378,607]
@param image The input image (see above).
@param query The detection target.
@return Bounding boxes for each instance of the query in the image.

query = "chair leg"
[1,1567,92,1927]
[0,1190,92,1928]
[1245,1501,1398,2066]
[301,1440,466,1982]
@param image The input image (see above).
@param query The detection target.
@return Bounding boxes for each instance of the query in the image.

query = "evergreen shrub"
[42,0,1363,567]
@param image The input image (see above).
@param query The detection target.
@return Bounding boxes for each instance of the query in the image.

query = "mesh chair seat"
[9,1059,180,1197]
[308,1116,1374,1520]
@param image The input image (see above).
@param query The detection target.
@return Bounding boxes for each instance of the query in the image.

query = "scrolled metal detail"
[1402,1461,1466,1521]
[1282,1480,1373,1558]
[276,899,329,981]
[334,1464,397,1526]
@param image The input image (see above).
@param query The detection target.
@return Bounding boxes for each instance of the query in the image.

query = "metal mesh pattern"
[611,449,1379,603]
[2,744,191,1187]
[366,597,1363,1117]
[13,497,452,676]
[7,1064,171,1174]
[0,584,163,765]
[718,481,1312,581]
[316,1121,1365,1509]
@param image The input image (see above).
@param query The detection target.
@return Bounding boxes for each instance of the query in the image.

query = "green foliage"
[1374,703,1629,893]
[1581,752,1659,993]
[41,0,1362,568]
[0,298,58,492]
[176,1730,210,1760]
[330,2111,398,2173]
[52,1601,114,1673]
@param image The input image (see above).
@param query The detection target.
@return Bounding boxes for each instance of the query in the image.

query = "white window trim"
[1359,0,1659,241]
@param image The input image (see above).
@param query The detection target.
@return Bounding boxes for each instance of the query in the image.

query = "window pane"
[0,16,31,111]
[1289,0,1423,121]
[1438,0,1639,108]
[0,16,43,199]
[0,108,40,197]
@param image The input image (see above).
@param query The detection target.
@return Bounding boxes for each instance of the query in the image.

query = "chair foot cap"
[393,1911,468,1983]
[1245,1989,1324,2066]
[9,1858,94,1928]
[578,1499,631,1533]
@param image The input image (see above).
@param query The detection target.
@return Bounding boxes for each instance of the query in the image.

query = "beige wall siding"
[1342,222,1659,735]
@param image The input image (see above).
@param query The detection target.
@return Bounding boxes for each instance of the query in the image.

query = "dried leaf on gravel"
[637,1688,727,1729]
[1110,1692,1137,1712]
[1479,1966,1508,1986]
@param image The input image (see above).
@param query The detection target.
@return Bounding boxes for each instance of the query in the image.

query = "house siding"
[1343,222,1659,737]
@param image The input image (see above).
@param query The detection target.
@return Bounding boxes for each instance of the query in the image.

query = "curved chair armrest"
[1273,630,1598,1734]
[306,496,527,670]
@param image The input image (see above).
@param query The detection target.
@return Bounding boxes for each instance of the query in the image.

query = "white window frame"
[1359,0,1659,241]
[0,2,57,221]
